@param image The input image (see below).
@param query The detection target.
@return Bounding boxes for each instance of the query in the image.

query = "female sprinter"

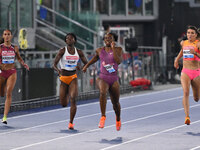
[82,33,123,131]
[0,29,29,124]
[174,25,200,125]
[53,33,88,130]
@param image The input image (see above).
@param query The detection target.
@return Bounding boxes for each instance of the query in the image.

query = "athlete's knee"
[100,91,107,99]
[113,102,120,110]
[60,99,68,107]
[70,98,76,106]
[183,91,190,97]
[6,92,12,99]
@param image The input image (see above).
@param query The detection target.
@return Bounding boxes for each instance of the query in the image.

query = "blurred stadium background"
[0,0,200,113]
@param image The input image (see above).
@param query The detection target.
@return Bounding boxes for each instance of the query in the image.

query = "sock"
[3,115,7,121]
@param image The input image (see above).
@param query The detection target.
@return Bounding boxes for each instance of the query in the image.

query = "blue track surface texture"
[0,85,200,150]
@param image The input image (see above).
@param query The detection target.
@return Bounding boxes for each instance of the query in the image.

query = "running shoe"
[98,116,106,128]
[2,118,7,124]
[185,117,190,125]
[68,123,74,130]
[116,120,121,131]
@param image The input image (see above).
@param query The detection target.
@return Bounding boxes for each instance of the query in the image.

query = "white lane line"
[9,103,200,150]
[0,95,183,136]
[101,119,200,150]
[7,87,182,120]
[190,146,200,150]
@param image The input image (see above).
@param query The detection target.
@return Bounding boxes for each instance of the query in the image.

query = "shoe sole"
[98,124,104,128]
[2,121,7,124]
[116,127,121,131]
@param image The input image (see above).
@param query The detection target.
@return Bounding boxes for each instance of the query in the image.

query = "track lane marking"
[10,103,200,150]
[5,87,182,120]
[0,95,184,135]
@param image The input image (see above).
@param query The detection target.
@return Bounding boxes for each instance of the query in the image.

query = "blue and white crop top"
[59,46,79,71]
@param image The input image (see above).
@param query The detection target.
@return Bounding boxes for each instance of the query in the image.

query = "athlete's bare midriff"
[0,63,15,70]
[183,60,200,70]
[61,69,76,76]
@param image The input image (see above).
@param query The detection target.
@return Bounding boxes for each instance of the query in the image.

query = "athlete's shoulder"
[12,45,19,53]
[57,47,66,56]
[95,47,103,54]
[60,47,66,52]
[180,40,184,46]
[181,40,188,46]
[76,48,82,53]
[76,48,85,57]
[0,43,3,49]
[13,44,18,49]
[96,47,103,52]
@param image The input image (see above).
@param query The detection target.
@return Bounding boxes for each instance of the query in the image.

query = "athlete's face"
[104,34,114,47]
[66,35,75,45]
[187,29,197,41]
[2,30,12,42]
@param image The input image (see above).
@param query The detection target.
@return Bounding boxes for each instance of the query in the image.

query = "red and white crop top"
[0,44,16,64]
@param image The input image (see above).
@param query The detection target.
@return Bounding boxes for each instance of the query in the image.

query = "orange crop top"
[182,40,200,61]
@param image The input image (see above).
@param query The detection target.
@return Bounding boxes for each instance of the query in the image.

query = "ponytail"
[197,28,200,39]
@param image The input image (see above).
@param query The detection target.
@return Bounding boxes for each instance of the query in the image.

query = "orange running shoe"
[68,123,74,130]
[185,117,190,125]
[116,120,121,131]
[98,116,106,128]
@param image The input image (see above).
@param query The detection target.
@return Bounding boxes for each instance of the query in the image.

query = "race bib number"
[183,49,194,58]
[104,64,115,73]
[2,51,15,64]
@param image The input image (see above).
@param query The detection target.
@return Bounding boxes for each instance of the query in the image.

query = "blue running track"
[0,85,200,150]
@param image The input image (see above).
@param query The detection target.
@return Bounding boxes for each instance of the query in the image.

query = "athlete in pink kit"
[0,29,29,124]
[83,33,123,131]
[174,26,200,125]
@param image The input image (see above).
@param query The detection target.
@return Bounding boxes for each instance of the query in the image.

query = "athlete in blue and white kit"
[53,33,88,130]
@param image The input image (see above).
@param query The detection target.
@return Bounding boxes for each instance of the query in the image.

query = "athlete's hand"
[190,49,196,55]
[76,65,81,70]
[82,65,88,73]
[174,58,179,69]
[111,42,115,50]
[57,69,62,76]
[23,63,29,71]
